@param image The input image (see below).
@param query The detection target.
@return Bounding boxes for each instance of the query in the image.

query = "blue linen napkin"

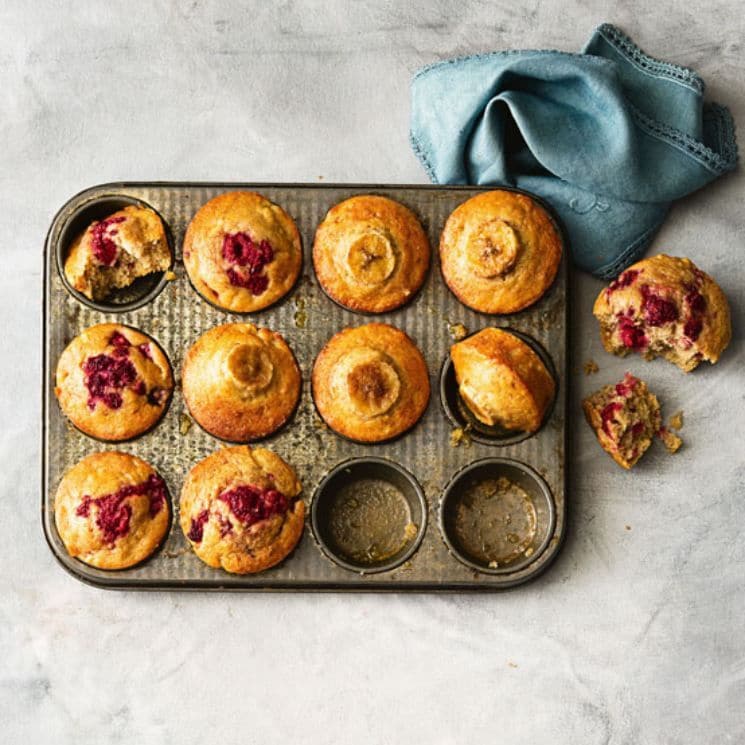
[410,24,737,279]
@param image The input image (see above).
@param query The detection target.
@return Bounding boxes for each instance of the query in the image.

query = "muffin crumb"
[450,426,471,448]
[583,359,599,375]
[659,426,683,454]
[668,410,684,430]
[447,321,469,341]
[164,270,177,281]
[179,413,193,435]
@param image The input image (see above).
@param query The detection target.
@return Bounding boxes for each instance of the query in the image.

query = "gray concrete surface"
[1,1,743,742]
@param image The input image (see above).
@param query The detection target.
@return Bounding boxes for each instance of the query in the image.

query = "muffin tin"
[42,182,567,590]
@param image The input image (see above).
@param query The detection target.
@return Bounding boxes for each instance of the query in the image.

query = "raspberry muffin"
[183,191,302,313]
[54,451,170,569]
[440,190,562,314]
[64,205,171,301]
[55,323,173,441]
[450,328,555,433]
[180,446,304,574]
[312,323,430,443]
[582,373,681,469]
[313,195,430,313]
[182,323,301,442]
[593,254,731,372]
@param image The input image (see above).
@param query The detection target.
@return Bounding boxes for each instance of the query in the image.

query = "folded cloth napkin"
[410,23,737,279]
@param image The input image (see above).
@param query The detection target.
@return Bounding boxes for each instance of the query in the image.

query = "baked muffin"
[439,190,562,314]
[54,451,169,569]
[313,194,430,313]
[180,445,304,574]
[63,205,171,301]
[55,323,173,441]
[593,254,731,372]
[582,373,681,469]
[312,323,430,442]
[450,328,555,433]
[182,323,301,442]
[183,191,302,313]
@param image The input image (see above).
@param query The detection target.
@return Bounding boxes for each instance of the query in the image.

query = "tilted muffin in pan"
[312,323,430,443]
[180,445,304,574]
[55,323,173,441]
[182,323,301,442]
[439,190,562,314]
[313,194,430,313]
[63,205,171,302]
[54,451,170,570]
[593,254,731,372]
[450,328,555,433]
[183,191,302,313]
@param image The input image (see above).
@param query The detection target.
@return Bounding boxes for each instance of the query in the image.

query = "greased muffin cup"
[311,458,427,573]
[440,458,555,575]
[56,194,174,312]
[43,183,567,590]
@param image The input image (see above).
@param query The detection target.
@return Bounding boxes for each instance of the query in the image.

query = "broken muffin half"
[583,373,681,469]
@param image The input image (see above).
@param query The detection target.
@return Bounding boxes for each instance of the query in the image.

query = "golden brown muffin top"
[183,191,302,313]
[180,445,304,574]
[312,323,430,442]
[54,451,170,569]
[451,328,555,433]
[440,190,562,314]
[55,323,173,442]
[181,323,301,442]
[313,194,430,313]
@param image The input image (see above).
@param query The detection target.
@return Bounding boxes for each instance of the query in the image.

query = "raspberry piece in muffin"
[64,205,171,301]
[55,323,173,441]
[582,373,666,469]
[593,254,731,372]
[183,191,302,313]
[180,446,304,574]
[54,452,170,569]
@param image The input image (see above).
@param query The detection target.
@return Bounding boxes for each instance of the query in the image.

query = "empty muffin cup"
[440,458,555,574]
[311,458,427,573]
[56,194,174,312]
[440,328,556,446]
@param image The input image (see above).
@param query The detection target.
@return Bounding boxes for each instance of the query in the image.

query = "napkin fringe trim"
[595,24,704,94]
[409,131,439,184]
[412,47,609,84]
[630,102,737,174]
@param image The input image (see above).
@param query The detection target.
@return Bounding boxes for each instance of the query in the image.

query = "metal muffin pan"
[42,182,567,590]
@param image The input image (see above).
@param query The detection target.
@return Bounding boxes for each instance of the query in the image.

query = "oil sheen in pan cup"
[311,457,427,573]
[440,328,558,446]
[55,194,174,313]
[440,458,555,575]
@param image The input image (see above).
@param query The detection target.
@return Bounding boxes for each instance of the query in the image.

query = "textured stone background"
[1,1,743,742]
